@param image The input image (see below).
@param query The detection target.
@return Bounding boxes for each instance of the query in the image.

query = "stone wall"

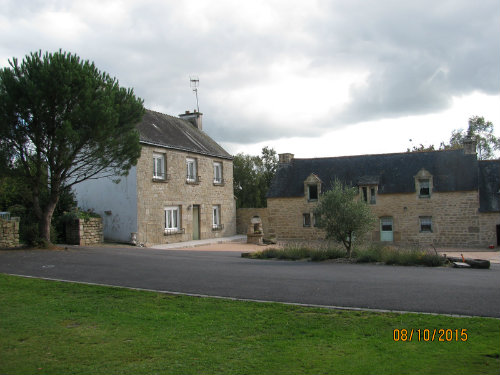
[236,208,270,235]
[136,146,236,246]
[0,218,20,248]
[267,190,500,248]
[66,218,103,246]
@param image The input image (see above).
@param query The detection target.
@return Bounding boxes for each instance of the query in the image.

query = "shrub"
[243,242,447,267]
[310,247,346,261]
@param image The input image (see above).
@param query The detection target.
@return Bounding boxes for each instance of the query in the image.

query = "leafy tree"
[0,50,144,244]
[407,116,499,159]
[449,116,500,160]
[233,147,278,208]
[314,180,375,257]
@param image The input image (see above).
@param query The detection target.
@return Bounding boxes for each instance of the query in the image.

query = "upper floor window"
[419,179,430,198]
[186,158,198,183]
[370,187,376,204]
[213,162,223,184]
[153,153,165,180]
[308,184,318,201]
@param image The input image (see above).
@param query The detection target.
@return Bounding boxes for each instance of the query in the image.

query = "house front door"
[192,205,200,240]
[380,217,393,242]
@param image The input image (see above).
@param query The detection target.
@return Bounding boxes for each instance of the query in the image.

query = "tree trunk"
[39,194,59,244]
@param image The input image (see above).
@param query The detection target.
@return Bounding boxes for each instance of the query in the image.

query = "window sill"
[186,176,201,185]
[307,199,318,203]
[164,228,185,235]
[152,178,168,183]
[212,224,224,231]
[418,195,431,199]
[213,181,225,186]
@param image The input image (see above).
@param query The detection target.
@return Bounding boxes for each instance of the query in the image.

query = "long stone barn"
[265,144,500,248]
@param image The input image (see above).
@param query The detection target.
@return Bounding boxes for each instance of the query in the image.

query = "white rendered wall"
[73,166,138,243]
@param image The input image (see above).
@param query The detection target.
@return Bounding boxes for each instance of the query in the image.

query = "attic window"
[419,179,430,198]
[360,185,376,204]
[308,185,318,201]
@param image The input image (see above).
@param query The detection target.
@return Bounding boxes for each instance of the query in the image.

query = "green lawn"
[0,274,498,374]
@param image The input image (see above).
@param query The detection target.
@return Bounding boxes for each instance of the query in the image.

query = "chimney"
[179,110,203,131]
[463,136,476,155]
[279,153,294,164]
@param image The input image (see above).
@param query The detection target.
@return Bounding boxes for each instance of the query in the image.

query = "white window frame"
[165,206,180,232]
[213,162,223,184]
[212,205,221,229]
[186,158,197,182]
[153,153,165,180]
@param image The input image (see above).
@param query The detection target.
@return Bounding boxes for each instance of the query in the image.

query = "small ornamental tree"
[0,50,144,244]
[314,179,375,257]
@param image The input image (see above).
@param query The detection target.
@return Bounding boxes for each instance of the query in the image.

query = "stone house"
[266,145,500,248]
[74,109,236,246]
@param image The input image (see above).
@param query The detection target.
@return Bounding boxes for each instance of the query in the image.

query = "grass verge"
[244,243,447,267]
[1,274,499,374]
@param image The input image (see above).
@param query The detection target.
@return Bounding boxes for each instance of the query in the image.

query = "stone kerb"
[66,217,103,246]
[0,217,20,248]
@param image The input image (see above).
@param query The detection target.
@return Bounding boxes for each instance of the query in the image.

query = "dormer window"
[415,169,433,199]
[419,179,430,198]
[308,185,318,201]
[304,173,322,202]
[370,187,376,204]
[359,185,377,204]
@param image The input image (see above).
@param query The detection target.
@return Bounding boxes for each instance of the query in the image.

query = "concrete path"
[150,235,247,250]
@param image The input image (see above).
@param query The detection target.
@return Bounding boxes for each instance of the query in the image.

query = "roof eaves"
[140,139,234,160]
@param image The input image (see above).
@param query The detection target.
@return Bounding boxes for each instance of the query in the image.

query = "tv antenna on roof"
[190,76,200,112]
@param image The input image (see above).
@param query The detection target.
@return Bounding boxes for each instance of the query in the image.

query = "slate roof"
[136,110,232,160]
[268,149,500,212]
[478,160,500,212]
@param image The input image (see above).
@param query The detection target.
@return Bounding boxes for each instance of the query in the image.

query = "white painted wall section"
[73,166,138,243]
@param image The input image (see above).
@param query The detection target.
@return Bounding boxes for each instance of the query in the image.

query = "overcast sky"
[1,0,499,158]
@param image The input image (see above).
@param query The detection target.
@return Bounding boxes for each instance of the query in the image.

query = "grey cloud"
[1,0,498,145]
[310,0,500,124]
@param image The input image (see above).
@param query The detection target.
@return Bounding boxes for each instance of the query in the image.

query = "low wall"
[66,218,103,246]
[0,218,20,248]
[236,208,270,236]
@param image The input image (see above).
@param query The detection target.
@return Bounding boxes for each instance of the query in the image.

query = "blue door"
[380,217,393,242]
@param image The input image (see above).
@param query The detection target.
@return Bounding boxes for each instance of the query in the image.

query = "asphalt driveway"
[1,246,499,318]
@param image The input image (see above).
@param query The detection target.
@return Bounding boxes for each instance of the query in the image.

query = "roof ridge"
[292,148,465,161]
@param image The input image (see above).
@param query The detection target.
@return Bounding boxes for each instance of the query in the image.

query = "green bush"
[62,208,101,223]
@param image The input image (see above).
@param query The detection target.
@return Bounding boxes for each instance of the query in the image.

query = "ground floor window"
[165,206,181,233]
[303,213,311,227]
[212,205,223,230]
[419,216,432,232]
